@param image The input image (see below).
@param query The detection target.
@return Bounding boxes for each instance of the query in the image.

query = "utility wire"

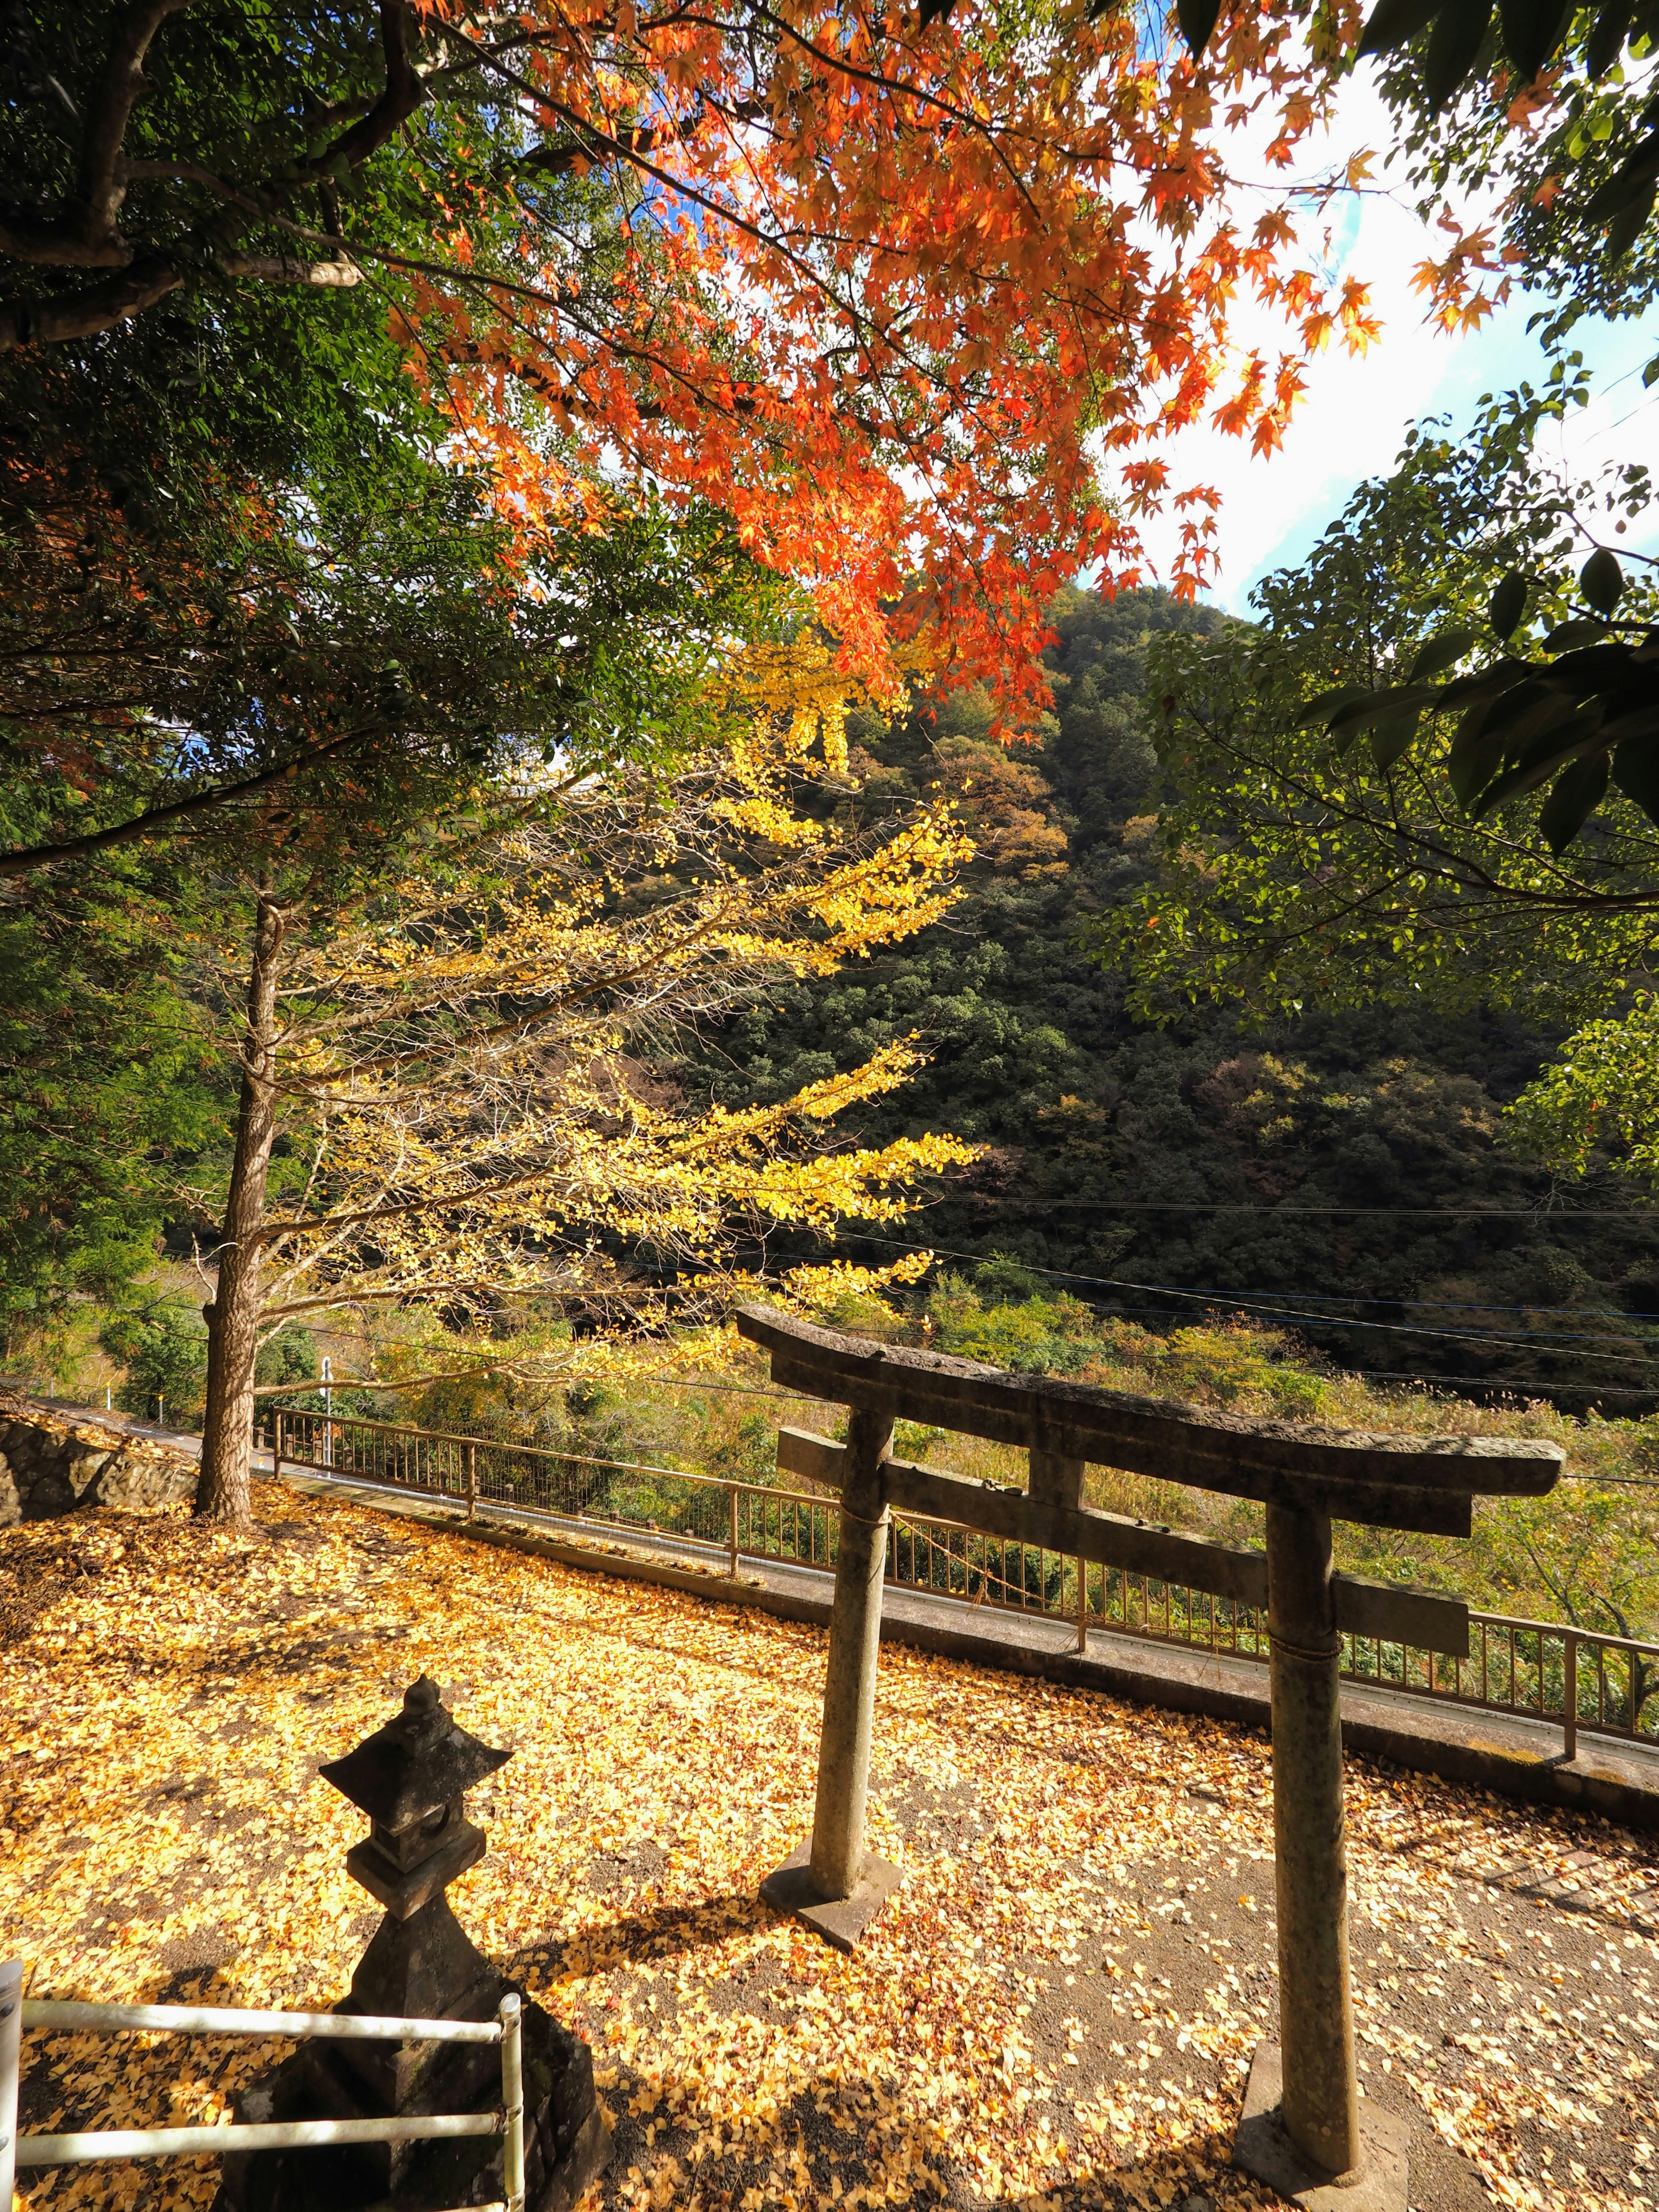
[832,1232,1659,1365]
[939,1286,1659,1324]
[970,1200,1659,1217]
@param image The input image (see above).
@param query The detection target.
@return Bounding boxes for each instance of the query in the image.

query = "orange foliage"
[397,0,1369,726]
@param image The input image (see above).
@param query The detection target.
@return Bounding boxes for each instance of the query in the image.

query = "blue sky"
[1121,73,1659,615]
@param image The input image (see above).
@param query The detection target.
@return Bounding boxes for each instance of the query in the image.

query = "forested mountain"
[679,587,1659,1410]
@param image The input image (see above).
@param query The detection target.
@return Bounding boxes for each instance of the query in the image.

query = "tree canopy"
[3,0,1386,712]
[1102,374,1659,1027]
[1344,0,1659,341]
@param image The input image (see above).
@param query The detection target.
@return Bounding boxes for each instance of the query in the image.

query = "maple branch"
[423,21,887,354]
[518,95,769,179]
[0,724,376,878]
[734,3,1045,222]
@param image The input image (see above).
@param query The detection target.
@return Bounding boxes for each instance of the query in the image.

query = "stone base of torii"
[737,1305,1562,2212]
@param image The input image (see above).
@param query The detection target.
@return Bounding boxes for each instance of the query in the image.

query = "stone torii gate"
[736,1305,1563,2212]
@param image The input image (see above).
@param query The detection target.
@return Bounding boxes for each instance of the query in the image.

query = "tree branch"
[215,250,362,287]
[0,724,375,877]
[0,256,184,351]
[0,216,132,269]
[318,0,429,171]
[77,0,196,254]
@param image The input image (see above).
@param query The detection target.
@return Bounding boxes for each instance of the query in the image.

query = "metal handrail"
[272,1402,718,1485]
[0,1965,525,2212]
[264,1405,1659,1762]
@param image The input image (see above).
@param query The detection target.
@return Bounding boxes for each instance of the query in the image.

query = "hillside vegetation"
[673,587,1659,1411]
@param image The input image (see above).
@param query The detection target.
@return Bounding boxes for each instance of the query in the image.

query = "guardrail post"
[499,1991,525,2212]
[273,1407,284,1481]
[1564,1631,1578,1762]
[466,1442,478,1523]
[760,1404,902,1950]
[728,1483,739,1578]
[1076,1556,1088,1656]
[0,1957,22,2212]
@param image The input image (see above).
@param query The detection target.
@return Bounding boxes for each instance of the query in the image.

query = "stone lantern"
[218,1675,611,2212]
[322,1673,511,2081]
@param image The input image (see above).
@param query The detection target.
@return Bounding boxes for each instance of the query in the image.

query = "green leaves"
[1489,572,1529,639]
[1357,0,1601,113]
[1584,136,1659,222]
[1581,547,1625,613]
[1319,683,1443,757]
[1408,627,1476,679]
[1356,0,1508,105]
[1176,0,1224,55]
[1608,183,1659,258]
[1586,0,1633,77]
[1542,618,1609,650]
[1498,0,1572,79]
[1357,0,1443,54]
[1539,754,1611,851]
[1440,655,1542,707]
[1448,702,1507,806]
[1583,131,1659,259]
[1613,737,1659,825]
[1425,0,1494,106]
[1470,702,1607,817]
[1296,686,1367,727]
[1370,712,1424,769]
[1290,607,1659,847]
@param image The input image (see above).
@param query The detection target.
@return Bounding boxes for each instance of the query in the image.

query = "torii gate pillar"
[1232,1504,1411,2212]
[760,1406,903,1952]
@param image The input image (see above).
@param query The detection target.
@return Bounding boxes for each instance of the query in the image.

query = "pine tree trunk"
[195,894,285,1525]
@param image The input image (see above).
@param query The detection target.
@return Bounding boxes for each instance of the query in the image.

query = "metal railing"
[267,1406,1659,1761]
[0,1959,525,2212]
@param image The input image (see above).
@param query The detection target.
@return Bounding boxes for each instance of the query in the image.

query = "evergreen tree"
[678,588,1659,1408]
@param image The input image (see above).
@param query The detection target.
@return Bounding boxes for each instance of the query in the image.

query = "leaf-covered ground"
[3,1485,1658,2212]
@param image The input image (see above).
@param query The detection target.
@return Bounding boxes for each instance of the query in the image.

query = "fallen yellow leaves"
[2,1485,1657,2212]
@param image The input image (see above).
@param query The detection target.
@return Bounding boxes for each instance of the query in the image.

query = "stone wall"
[0,1395,197,1524]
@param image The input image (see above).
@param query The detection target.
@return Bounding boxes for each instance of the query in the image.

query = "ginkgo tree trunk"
[190,644,975,1523]
[197,887,286,1519]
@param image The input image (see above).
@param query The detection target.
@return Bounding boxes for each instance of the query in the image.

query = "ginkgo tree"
[187,631,976,1524]
[3,0,1380,726]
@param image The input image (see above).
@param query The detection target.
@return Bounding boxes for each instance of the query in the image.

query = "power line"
[945,1284,1659,1324]
[970,1200,1659,1217]
[833,1232,1659,1367]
